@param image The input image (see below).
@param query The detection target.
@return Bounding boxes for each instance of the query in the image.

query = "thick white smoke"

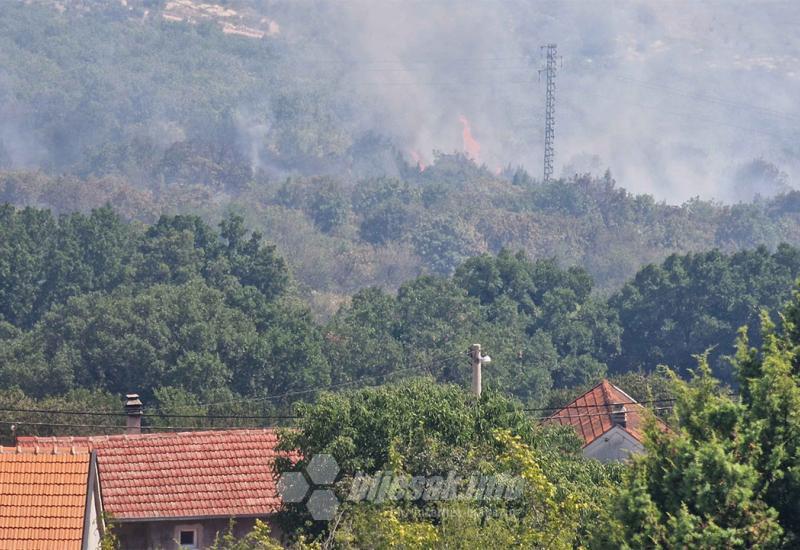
[263,0,800,203]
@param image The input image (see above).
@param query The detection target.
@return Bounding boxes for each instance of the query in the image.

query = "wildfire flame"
[409,149,427,171]
[459,115,481,161]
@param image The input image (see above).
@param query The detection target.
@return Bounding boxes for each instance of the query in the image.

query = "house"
[544,379,669,462]
[0,446,104,550]
[18,429,291,549]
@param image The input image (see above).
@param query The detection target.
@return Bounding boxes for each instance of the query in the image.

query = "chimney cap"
[610,403,628,427]
[125,393,143,416]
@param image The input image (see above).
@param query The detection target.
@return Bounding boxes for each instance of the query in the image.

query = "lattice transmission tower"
[540,44,558,183]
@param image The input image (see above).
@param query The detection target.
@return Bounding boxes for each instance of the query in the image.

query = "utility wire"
[0,409,676,430]
[0,420,288,432]
[0,407,300,420]
[167,354,461,413]
[523,398,676,412]
[532,406,674,421]
[143,412,300,420]
[609,74,800,124]
[0,399,675,420]
[0,407,124,417]
[0,356,460,420]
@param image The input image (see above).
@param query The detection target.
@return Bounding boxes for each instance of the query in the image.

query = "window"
[178,528,198,549]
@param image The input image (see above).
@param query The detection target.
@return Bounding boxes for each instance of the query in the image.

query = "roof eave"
[112,511,282,523]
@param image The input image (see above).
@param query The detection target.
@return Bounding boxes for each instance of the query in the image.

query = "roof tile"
[18,429,295,521]
[0,448,90,549]
[544,379,668,446]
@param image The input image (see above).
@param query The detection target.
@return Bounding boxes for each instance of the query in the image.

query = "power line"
[164,355,462,413]
[523,398,676,412]
[0,407,123,417]
[0,420,293,432]
[342,78,538,90]
[609,74,800,125]
[144,412,299,420]
[0,397,676,420]
[0,358,462,421]
[342,56,799,123]
[512,91,797,142]
[531,406,674,421]
[0,407,300,420]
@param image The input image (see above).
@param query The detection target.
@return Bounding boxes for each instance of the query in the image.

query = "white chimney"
[611,404,627,429]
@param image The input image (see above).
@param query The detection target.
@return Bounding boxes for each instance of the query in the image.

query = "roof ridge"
[547,380,607,418]
[606,381,645,409]
[599,379,615,407]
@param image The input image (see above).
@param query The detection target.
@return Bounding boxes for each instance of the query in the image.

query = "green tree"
[610,246,800,384]
[0,280,330,402]
[280,379,620,548]
[455,250,620,388]
[732,291,800,543]
[611,362,783,548]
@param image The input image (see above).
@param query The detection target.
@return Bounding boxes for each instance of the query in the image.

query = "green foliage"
[610,245,800,384]
[100,513,120,550]
[611,362,783,548]
[731,291,800,543]
[0,206,290,329]
[454,250,620,389]
[411,217,478,276]
[333,430,593,549]
[0,279,329,401]
[0,388,121,445]
[209,520,282,550]
[3,3,800,305]
[0,204,327,410]
[210,519,319,550]
[280,380,620,548]
[324,250,619,404]
[281,378,535,475]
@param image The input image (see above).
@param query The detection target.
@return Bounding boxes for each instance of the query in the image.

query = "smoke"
[4,1,799,203]
[0,72,46,169]
[257,0,800,203]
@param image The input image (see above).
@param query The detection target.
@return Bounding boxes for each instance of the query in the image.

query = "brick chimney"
[125,393,143,435]
[610,404,627,429]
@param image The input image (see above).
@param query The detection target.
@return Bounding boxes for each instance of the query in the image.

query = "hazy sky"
[284,0,800,202]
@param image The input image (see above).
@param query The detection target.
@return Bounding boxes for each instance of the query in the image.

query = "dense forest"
[4,2,800,317]
[2,204,799,425]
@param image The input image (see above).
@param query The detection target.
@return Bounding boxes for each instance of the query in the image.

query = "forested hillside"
[3,0,800,429]
[3,2,800,318]
[7,164,800,319]
[2,204,799,433]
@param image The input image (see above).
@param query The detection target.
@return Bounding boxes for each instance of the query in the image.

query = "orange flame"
[459,115,481,161]
[409,149,427,171]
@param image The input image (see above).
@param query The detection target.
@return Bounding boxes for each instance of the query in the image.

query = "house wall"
[83,454,103,550]
[582,426,644,462]
[115,517,283,549]
[83,479,102,550]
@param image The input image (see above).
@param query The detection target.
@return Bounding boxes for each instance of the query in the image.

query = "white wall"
[582,426,644,463]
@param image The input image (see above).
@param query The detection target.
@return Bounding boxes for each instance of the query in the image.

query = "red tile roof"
[0,447,91,550]
[544,380,666,446]
[17,429,294,521]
